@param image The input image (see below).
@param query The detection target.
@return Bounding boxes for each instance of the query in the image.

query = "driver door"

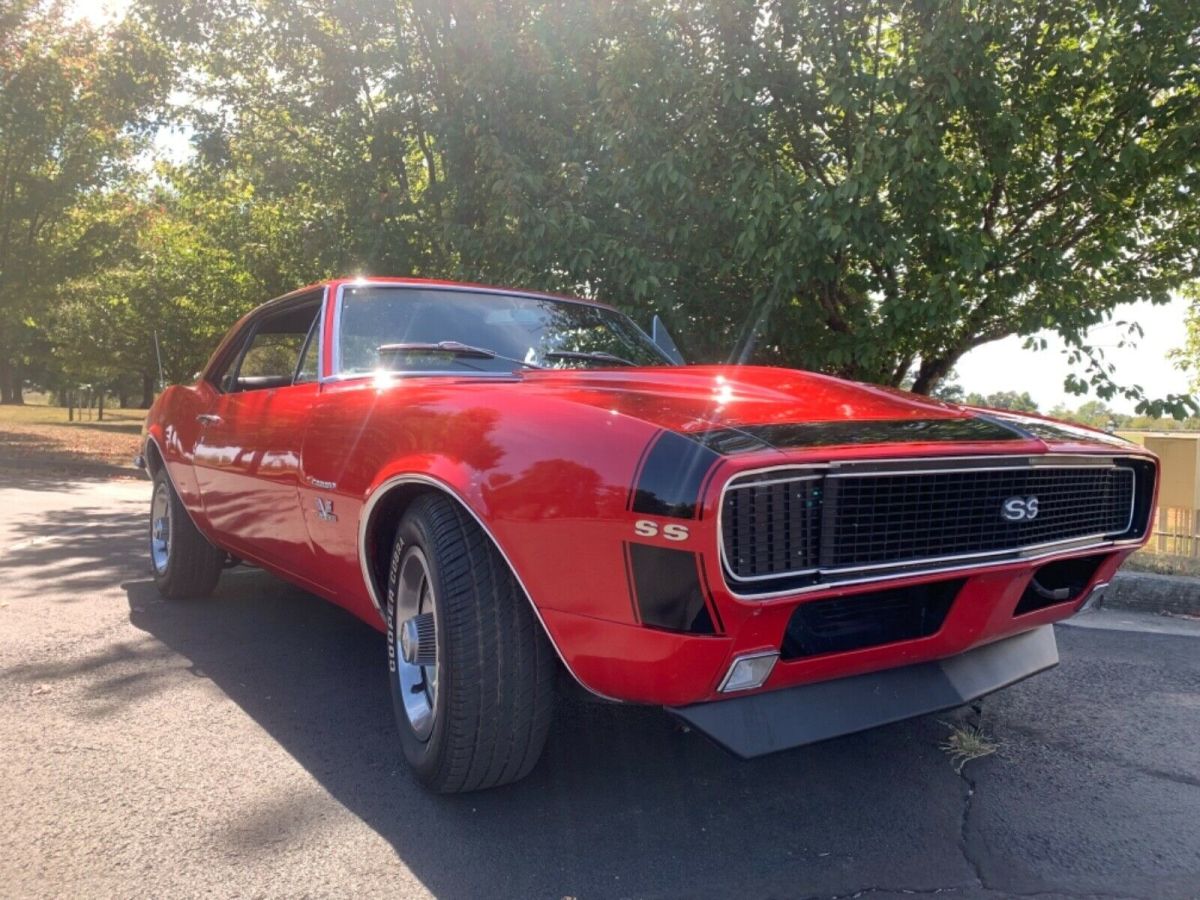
[193,292,326,585]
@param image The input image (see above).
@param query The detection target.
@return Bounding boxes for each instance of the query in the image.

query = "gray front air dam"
[667,625,1058,759]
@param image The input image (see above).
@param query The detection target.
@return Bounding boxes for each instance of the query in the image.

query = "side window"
[240,333,307,381]
[220,297,322,392]
[294,318,321,384]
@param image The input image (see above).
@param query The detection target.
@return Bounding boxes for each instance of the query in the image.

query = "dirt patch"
[0,420,144,481]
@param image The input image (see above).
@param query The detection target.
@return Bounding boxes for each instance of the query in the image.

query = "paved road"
[1,477,1198,900]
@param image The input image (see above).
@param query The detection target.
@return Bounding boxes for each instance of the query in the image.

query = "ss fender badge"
[634,519,690,541]
[315,497,338,522]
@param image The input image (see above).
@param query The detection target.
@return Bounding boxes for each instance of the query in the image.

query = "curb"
[1099,571,1200,618]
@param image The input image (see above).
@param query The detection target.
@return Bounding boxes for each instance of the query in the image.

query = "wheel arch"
[143,432,166,474]
[143,432,219,545]
[358,473,617,702]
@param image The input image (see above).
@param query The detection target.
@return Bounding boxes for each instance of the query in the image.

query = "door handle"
[196,414,222,426]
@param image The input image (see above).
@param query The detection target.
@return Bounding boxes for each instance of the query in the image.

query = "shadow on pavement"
[120,571,975,899]
[6,483,1196,897]
[2,504,147,599]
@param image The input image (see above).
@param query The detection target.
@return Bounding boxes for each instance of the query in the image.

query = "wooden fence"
[1145,506,1199,558]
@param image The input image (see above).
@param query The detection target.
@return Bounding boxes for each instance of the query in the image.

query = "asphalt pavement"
[1,476,1198,900]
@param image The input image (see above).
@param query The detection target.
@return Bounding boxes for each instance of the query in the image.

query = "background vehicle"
[141,277,1159,792]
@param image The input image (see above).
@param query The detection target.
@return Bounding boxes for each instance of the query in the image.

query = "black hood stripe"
[688,416,1026,454]
[626,428,662,511]
[629,416,1028,521]
[631,430,720,519]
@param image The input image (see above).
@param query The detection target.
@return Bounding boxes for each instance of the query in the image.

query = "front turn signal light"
[718,651,779,693]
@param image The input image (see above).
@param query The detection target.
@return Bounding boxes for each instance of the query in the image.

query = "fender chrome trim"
[143,434,209,537]
[357,473,619,702]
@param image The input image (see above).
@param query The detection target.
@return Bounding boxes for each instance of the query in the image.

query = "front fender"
[357,462,635,701]
[144,384,212,532]
[310,379,739,703]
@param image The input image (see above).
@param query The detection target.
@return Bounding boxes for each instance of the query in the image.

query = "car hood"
[521,365,967,431]
[515,365,1130,452]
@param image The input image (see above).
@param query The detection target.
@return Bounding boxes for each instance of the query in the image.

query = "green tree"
[0,0,169,402]
[139,0,1200,416]
[930,371,964,403]
[1171,284,1200,393]
[50,168,275,403]
[1048,400,1132,430]
[963,390,1040,413]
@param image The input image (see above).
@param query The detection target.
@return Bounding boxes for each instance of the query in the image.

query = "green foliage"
[50,171,267,386]
[6,0,1200,414]
[1045,399,1200,431]
[1048,400,1126,429]
[930,372,964,403]
[1171,284,1200,393]
[0,0,170,400]
[964,391,1040,414]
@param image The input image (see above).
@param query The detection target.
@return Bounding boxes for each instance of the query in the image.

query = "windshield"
[336,286,674,375]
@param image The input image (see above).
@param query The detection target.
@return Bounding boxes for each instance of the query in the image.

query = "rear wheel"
[149,468,224,600]
[386,493,556,793]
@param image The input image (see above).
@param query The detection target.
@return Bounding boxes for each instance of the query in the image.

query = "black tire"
[149,468,224,600]
[386,493,556,793]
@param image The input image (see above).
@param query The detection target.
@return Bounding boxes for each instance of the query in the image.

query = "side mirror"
[651,315,686,365]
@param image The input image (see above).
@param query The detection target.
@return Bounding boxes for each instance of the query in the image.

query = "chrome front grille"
[720,457,1148,594]
[720,474,822,580]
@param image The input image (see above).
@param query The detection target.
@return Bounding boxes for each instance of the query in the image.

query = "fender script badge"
[315,497,338,522]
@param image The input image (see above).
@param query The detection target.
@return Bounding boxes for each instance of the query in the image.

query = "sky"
[955,294,1191,414]
[67,0,125,23]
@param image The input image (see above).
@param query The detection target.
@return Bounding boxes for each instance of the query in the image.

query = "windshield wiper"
[542,350,638,367]
[377,341,541,370]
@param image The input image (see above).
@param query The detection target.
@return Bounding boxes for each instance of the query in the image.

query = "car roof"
[266,276,619,313]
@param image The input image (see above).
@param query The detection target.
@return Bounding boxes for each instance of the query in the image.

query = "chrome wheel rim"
[150,480,171,575]
[395,547,438,741]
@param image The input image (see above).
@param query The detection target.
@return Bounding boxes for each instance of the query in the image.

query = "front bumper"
[667,624,1058,758]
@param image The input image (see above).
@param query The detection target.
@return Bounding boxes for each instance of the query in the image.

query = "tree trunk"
[910,356,956,395]
[0,356,22,405]
[98,390,105,422]
[140,372,155,409]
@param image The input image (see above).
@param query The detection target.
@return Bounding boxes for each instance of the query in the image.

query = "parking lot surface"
[1,477,1198,899]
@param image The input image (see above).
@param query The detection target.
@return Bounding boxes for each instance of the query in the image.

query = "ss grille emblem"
[1001,496,1039,522]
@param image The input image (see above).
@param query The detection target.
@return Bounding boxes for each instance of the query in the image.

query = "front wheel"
[386,493,556,793]
[149,468,224,599]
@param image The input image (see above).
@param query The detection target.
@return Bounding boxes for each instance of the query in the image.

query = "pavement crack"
[1001,723,1200,791]
[1125,761,1200,789]
[821,887,963,899]
[950,755,1157,900]
[955,764,986,890]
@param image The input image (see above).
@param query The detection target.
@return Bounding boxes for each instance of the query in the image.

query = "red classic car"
[140,277,1158,792]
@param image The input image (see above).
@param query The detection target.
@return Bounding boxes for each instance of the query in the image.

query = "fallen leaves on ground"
[0,420,143,481]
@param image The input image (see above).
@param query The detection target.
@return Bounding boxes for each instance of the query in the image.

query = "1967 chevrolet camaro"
[140,277,1159,792]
